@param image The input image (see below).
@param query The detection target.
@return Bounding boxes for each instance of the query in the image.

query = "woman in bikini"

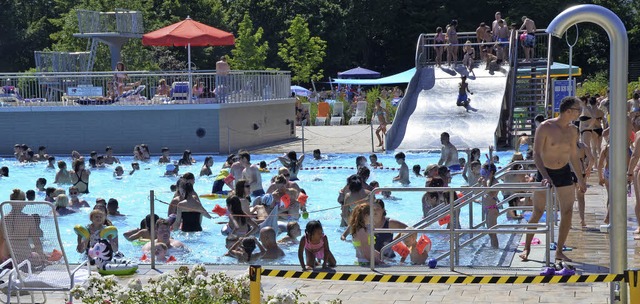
[590,96,605,170]
[578,96,596,161]
[446,20,459,66]
[70,159,90,194]
[434,27,445,67]
[576,131,594,228]
[372,98,389,148]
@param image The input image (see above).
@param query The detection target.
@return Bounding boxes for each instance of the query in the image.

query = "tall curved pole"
[547,4,628,303]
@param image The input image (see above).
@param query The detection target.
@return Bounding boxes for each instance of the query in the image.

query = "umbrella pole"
[188,43,192,103]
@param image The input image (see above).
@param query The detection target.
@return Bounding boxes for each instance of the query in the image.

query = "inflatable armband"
[48,249,63,262]
[281,193,291,208]
[167,255,177,262]
[392,242,410,258]
[140,253,148,261]
[99,226,118,239]
[224,174,235,184]
[212,204,228,217]
[416,235,432,254]
[74,225,90,240]
[298,193,308,205]
[438,214,451,226]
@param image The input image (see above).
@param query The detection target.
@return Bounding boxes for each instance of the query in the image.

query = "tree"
[228,13,269,70]
[278,15,327,84]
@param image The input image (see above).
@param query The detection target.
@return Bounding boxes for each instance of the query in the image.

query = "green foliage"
[229,13,269,70]
[278,15,327,84]
[577,72,640,99]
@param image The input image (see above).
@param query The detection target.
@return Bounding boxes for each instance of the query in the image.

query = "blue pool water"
[0,151,515,266]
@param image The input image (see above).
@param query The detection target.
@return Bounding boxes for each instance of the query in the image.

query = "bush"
[577,72,640,99]
[69,264,341,304]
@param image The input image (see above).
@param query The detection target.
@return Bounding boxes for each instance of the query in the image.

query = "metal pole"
[188,43,193,103]
[544,36,553,117]
[546,5,628,302]
[301,122,305,155]
[545,188,551,267]
[449,191,455,272]
[369,193,375,271]
[227,126,231,155]
[370,120,375,153]
[566,25,579,95]
[149,190,156,270]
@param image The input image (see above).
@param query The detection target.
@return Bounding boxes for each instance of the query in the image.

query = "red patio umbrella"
[142,17,235,100]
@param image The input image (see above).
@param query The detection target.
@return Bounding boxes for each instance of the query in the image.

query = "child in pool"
[226,236,265,262]
[480,162,499,248]
[259,227,285,259]
[278,221,301,244]
[76,209,118,254]
[349,203,383,264]
[403,233,430,265]
[298,220,336,270]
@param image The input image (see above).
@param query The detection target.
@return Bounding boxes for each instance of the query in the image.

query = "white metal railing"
[76,9,143,35]
[367,184,552,271]
[415,29,550,68]
[0,70,291,106]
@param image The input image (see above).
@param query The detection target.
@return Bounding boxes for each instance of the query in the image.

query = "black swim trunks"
[536,164,575,187]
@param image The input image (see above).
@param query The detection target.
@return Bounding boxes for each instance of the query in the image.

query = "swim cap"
[261,194,274,207]
[166,164,176,171]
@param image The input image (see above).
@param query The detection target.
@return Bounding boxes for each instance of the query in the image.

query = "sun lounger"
[349,101,368,125]
[315,101,330,126]
[330,102,344,125]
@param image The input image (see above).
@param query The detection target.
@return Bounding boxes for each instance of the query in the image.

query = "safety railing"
[76,9,144,35]
[0,69,291,106]
[369,184,552,272]
[415,29,550,68]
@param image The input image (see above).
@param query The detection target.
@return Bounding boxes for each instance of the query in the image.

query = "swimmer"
[54,194,76,216]
[313,149,322,160]
[226,236,265,262]
[164,164,179,176]
[142,218,185,253]
[369,154,383,167]
[438,132,461,170]
[200,156,214,176]
[70,159,90,194]
[240,151,265,196]
[299,220,336,270]
[278,222,301,244]
[259,227,285,259]
[36,177,47,192]
[54,160,72,184]
[159,147,171,164]
[129,162,140,175]
[104,146,120,164]
[278,151,304,181]
[113,166,124,178]
[107,198,124,216]
[392,152,410,185]
[124,214,159,241]
[413,164,422,177]
[69,186,89,208]
[46,156,56,169]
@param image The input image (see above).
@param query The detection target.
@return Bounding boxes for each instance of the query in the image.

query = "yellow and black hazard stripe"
[260,269,625,284]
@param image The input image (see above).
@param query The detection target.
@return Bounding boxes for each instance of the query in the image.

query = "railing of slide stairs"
[372,160,555,272]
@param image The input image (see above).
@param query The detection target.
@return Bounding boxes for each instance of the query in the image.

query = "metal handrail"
[368,184,552,271]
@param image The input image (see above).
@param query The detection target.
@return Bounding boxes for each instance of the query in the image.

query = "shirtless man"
[216,56,230,102]
[438,132,461,171]
[104,146,120,164]
[0,193,45,265]
[495,20,509,61]
[520,97,585,262]
[456,76,477,112]
[142,218,185,253]
[491,12,505,40]
[240,151,264,197]
[520,16,537,61]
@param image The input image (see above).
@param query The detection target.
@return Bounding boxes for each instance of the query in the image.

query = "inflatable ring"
[99,226,118,239]
[74,225,90,240]
[97,258,138,276]
[200,193,228,200]
[131,238,151,246]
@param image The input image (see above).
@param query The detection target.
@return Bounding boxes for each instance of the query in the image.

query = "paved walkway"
[29,126,640,303]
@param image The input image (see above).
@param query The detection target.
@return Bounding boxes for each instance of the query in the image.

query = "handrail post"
[545,187,551,267]
[149,190,156,270]
[449,190,455,271]
[369,191,376,271]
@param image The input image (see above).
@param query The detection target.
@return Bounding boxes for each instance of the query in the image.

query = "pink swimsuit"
[304,235,325,260]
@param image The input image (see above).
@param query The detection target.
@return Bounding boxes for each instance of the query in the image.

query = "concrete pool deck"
[33,126,639,303]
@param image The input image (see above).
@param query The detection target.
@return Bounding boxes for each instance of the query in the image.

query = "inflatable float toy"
[88,239,138,276]
[212,204,228,217]
[391,242,410,258]
[140,253,176,263]
[200,193,228,200]
[131,238,151,246]
[74,225,118,240]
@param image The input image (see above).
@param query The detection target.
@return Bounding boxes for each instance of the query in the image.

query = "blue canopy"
[337,67,381,79]
[291,85,311,96]
[332,68,415,85]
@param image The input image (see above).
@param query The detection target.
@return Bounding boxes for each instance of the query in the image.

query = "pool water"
[0,150,515,266]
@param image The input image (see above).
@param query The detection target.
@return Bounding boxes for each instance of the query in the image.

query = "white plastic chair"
[0,201,88,303]
[330,102,344,125]
[349,101,368,125]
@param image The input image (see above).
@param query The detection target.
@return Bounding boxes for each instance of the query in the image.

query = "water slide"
[385,64,511,151]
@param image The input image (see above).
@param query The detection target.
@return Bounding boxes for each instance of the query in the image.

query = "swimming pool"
[0,150,516,266]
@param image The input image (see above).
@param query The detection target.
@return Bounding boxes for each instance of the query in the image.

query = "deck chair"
[0,201,88,303]
[330,102,344,125]
[349,101,368,125]
[315,101,330,126]
[371,99,387,124]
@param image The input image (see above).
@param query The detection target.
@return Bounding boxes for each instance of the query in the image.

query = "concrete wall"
[0,99,295,155]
